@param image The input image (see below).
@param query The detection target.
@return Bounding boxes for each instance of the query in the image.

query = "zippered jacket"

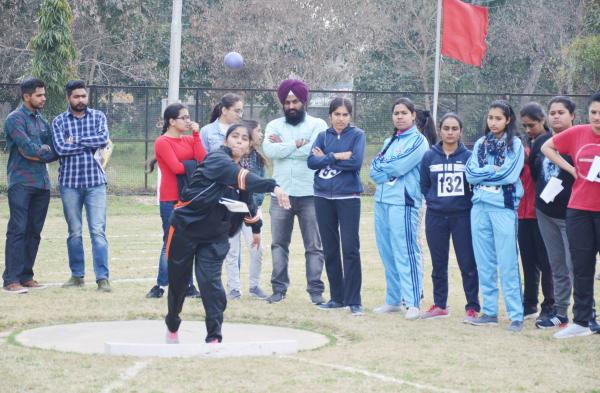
[170,146,278,243]
[420,141,472,214]
[369,126,428,207]
[465,135,524,210]
[307,125,365,198]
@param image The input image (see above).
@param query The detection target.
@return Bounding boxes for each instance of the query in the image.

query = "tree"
[29,0,77,120]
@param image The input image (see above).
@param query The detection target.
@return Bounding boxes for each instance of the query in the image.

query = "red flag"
[441,0,489,67]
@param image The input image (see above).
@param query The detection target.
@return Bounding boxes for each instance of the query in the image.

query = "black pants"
[165,226,229,342]
[566,209,600,327]
[518,218,555,314]
[425,211,480,311]
[3,184,50,287]
[314,197,362,306]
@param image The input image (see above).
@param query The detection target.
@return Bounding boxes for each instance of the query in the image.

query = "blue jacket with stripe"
[369,126,428,207]
[465,135,524,210]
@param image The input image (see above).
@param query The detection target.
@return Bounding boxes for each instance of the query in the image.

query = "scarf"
[477,132,516,209]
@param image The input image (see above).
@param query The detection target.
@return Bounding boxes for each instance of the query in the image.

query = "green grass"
[0,195,599,393]
[0,143,386,194]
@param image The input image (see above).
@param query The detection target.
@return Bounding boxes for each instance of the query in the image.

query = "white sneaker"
[553,323,593,339]
[373,304,402,313]
[405,307,420,320]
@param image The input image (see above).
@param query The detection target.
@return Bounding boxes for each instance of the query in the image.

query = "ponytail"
[416,109,437,145]
[209,103,223,123]
[209,93,243,123]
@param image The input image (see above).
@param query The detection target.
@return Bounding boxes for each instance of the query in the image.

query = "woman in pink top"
[146,103,207,298]
[542,91,600,338]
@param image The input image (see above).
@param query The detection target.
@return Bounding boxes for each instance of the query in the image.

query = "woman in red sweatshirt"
[146,103,207,298]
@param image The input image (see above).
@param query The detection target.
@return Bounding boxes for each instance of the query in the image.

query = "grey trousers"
[269,195,325,296]
[536,209,573,317]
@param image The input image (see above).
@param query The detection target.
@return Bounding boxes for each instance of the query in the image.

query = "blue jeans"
[60,184,109,281]
[3,184,50,286]
[156,201,175,286]
[156,201,193,288]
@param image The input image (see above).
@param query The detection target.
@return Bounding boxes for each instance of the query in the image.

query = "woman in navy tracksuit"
[164,124,290,344]
[420,113,480,322]
[308,97,366,316]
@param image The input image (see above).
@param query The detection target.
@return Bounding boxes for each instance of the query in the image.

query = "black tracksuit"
[420,142,480,311]
[165,146,277,342]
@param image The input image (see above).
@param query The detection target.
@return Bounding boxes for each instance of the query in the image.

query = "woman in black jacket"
[165,124,290,344]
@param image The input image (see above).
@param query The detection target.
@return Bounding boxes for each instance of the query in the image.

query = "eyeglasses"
[233,109,244,115]
[176,115,191,120]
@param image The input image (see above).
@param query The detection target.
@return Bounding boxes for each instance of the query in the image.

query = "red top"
[553,124,600,212]
[518,145,536,219]
[155,131,206,201]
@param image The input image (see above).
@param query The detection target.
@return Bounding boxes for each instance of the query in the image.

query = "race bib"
[437,172,464,197]
[318,166,341,179]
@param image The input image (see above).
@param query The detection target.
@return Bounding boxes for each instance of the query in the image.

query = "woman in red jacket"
[146,103,207,298]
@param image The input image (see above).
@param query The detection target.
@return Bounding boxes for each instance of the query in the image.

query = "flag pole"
[167,0,182,104]
[432,0,443,124]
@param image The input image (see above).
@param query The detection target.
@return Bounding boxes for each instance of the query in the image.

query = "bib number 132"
[437,173,464,197]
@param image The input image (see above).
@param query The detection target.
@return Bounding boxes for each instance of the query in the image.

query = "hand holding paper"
[540,177,564,203]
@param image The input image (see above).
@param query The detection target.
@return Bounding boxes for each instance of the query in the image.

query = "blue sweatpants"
[375,202,422,308]
[471,203,523,321]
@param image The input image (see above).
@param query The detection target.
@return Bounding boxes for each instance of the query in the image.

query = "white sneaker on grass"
[373,304,402,314]
[554,323,593,339]
[405,307,420,320]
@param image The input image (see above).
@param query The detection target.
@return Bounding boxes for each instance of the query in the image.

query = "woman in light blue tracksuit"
[370,97,429,320]
[465,100,525,332]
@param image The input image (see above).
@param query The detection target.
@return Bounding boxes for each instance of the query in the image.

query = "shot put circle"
[15,320,330,358]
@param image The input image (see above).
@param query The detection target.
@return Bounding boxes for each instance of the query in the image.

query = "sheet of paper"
[219,198,249,213]
[540,177,564,203]
[586,156,600,182]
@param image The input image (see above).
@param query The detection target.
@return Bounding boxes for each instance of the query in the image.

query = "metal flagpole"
[159,0,183,204]
[167,0,183,104]
[432,0,443,124]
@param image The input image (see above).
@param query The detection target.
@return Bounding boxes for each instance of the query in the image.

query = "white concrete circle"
[15,320,330,358]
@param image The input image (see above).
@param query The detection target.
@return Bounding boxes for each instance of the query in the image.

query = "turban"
[277,79,309,105]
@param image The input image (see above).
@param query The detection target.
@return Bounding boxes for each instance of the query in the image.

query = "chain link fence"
[0,83,593,194]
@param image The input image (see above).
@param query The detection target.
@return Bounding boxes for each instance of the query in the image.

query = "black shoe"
[590,318,600,334]
[318,300,345,310]
[535,314,568,329]
[350,304,364,316]
[310,293,324,305]
[267,292,285,304]
[186,285,201,298]
[146,285,164,299]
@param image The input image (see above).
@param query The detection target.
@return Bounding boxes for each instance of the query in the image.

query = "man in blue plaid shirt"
[52,80,112,292]
[3,78,58,294]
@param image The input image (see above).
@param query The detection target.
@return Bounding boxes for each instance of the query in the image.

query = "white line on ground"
[42,234,162,240]
[281,356,461,393]
[42,277,155,287]
[0,330,12,344]
[99,360,150,393]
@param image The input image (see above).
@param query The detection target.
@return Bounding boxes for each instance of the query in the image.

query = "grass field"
[0,143,386,194]
[1,195,599,393]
